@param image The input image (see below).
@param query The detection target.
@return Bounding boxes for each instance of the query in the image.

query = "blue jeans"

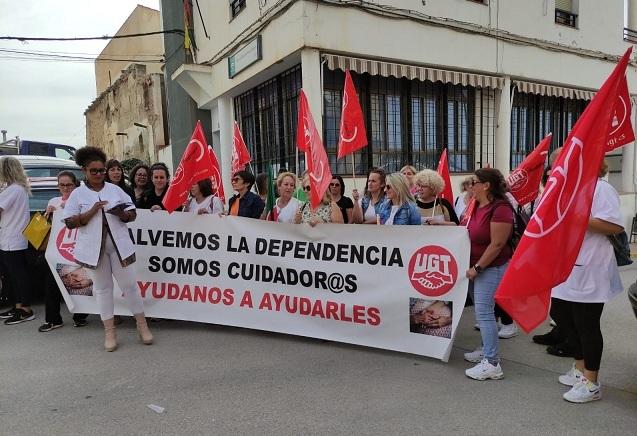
[473,262,509,363]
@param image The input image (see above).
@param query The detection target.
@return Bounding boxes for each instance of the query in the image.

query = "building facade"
[171,0,637,226]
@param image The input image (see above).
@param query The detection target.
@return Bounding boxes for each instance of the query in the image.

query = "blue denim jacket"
[378,199,421,225]
[361,194,385,217]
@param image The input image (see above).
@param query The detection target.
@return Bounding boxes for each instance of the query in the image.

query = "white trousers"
[88,236,144,321]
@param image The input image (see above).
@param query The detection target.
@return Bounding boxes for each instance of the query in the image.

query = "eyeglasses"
[303,186,312,192]
[136,173,147,178]
[58,183,75,188]
[329,183,340,187]
[471,179,483,186]
[88,168,107,175]
[417,184,431,189]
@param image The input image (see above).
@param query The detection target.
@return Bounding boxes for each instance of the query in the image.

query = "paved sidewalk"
[1,269,636,435]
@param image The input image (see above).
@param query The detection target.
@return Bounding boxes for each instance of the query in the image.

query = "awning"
[513,80,596,100]
[324,54,505,89]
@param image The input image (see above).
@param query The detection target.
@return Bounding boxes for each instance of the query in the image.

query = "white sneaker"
[498,323,519,339]
[463,346,483,363]
[558,364,583,387]
[563,378,601,403]
[465,358,504,380]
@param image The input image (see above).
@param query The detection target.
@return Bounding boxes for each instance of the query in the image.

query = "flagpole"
[351,153,357,190]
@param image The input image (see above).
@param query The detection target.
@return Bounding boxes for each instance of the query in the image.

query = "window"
[323,68,494,175]
[555,0,577,27]
[230,0,246,19]
[233,65,303,174]
[510,92,588,169]
[55,147,74,160]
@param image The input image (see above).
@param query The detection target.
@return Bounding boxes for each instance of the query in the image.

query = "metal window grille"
[624,28,637,43]
[510,92,588,169]
[230,0,246,18]
[555,9,577,27]
[322,67,491,175]
[233,65,302,175]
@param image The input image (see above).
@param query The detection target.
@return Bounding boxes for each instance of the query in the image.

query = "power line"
[0,48,165,63]
[0,29,184,42]
[0,47,164,57]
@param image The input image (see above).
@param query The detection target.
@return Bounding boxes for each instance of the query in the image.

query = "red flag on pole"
[163,120,215,212]
[436,148,453,204]
[297,90,332,209]
[495,47,633,333]
[507,134,552,207]
[231,121,252,174]
[337,70,368,159]
[208,145,226,202]
[606,75,635,151]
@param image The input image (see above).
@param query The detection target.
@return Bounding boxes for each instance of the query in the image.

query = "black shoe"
[546,343,574,358]
[0,307,15,319]
[533,328,561,346]
[38,322,63,332]
[113,315,122,325]
[4,308,36,325]
[73,319,88,328]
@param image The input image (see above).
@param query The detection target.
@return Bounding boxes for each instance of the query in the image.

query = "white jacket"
[63,182,136,268]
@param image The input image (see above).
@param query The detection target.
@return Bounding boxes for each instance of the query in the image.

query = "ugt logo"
[408,245,458,297]
[56,227,78,263]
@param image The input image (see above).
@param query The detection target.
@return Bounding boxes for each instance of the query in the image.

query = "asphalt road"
[1,269,636,435]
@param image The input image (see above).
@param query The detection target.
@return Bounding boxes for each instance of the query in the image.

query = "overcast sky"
[0,0,160,147]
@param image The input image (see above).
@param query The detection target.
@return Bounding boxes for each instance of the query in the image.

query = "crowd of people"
[0,144,633,404]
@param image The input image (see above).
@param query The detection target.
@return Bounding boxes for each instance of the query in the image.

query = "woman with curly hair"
[0,156,34,325]
[413,169,459,225]
[129,163,150,206]
[63,146,153,351]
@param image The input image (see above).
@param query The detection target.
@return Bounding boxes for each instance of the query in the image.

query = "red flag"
[507,134,552,206]
[436,148,453,204]
[495,48,633,333]
[297,90,332,209]
[208,145,226,203]
[337,70,368,159]
[163,121,215,212]
[231,121,252,173]
[606,75,635,151]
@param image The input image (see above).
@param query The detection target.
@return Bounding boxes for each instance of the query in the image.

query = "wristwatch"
[473,264,483,274]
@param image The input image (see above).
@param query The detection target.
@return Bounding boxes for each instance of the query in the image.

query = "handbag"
[608,231,633,267]
[22,212,52,250]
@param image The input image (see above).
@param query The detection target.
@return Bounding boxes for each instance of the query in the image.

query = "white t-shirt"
[551,179,624,303]
[454,194,467,219]
[274,197,300,223]
[0,184,29,251]
[359,198,378,222]
[384,205,400,225]
[186,195,223,215]
[47,196,65,210]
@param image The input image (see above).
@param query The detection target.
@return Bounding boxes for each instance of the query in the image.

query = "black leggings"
[550,298,605,371]
[0,249,31,306]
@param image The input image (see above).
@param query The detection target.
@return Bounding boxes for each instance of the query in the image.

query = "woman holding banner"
[184,179,224,215]
[137,163,170,211]
[228,170,265,218]
[295,174,343,226]
[267,172,300,223]
[551,161,624,403]
[352,168,386,224]
[129,163,150,206]
[328,175,354,224]
[377,173,420,225]
[463,168,513,381]
[63,147,153,352]
[413,169,459,226]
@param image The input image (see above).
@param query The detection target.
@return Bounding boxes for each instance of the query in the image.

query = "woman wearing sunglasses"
[228,170,265,218]
[39,171,89,332]
[377,173,420,226]
[328,175,354,224]
[295,174,343,226]
[63,147,153,352]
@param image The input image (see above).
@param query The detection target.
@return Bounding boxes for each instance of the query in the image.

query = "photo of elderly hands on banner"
[47,209,470,361]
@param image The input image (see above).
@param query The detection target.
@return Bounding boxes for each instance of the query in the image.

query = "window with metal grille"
[233,65,303,175]
[323,68,495,175]
[510,92,588,169]
[230,0,246,19]
[555,0,577,27]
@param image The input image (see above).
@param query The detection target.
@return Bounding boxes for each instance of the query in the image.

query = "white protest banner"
[47,210,470,361]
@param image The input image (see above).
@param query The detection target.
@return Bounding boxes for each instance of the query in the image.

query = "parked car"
[0,139,75,160]
[16,155,83,180]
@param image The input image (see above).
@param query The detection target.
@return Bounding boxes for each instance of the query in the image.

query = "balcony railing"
[624,28,637,43]
[555,9,577,28]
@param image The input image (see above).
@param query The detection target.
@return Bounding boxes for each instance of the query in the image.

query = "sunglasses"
[329,183,340,187]
[303,186,311,192]
[384,185,393,190]
[471,179,483,186]
[58,183,75,188]
[88,168,107,175]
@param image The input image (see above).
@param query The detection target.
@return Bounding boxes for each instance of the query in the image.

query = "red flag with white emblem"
[297,90,332,209]
[231,121,252,173]
[606,75,635,151]
[495,48,632,333]
[208,145,225,203]
[436,148,453,204]
[507,134,552,207]
[337,70,368,159]
[163,120,215,212]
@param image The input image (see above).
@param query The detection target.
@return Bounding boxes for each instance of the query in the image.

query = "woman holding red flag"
[295,174,343,226]
[463,168,513,381]
[551,161,624,403]
[352,168,386,224]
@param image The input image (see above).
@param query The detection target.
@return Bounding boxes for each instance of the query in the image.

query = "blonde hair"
[277,171,297,187]
[302,175,330,205]
[459,175,473,193]
[413,169,444,196]
[386,173,415,206]
[400,165,417,175]
[0,156,30,194]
